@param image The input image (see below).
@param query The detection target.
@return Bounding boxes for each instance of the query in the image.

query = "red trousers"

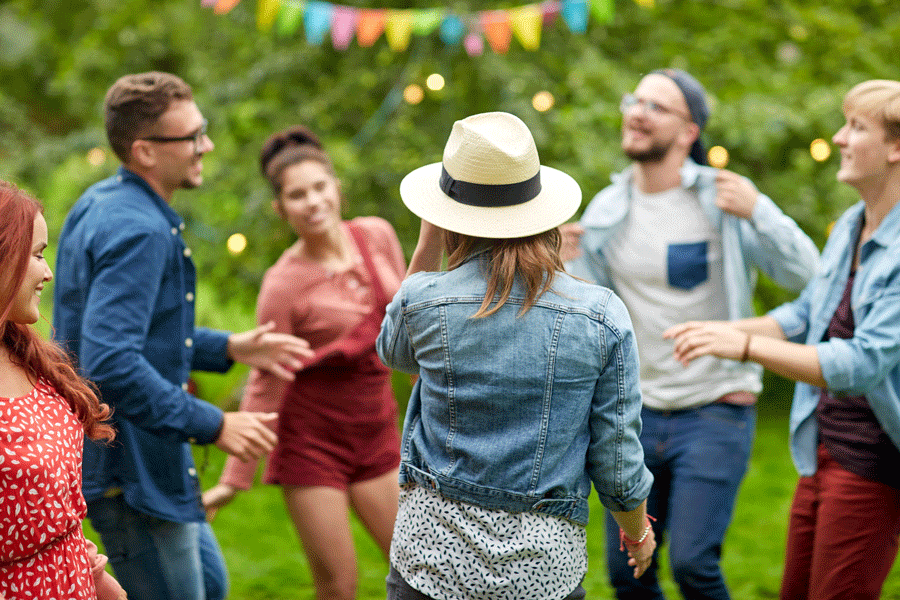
[780,444,900,600]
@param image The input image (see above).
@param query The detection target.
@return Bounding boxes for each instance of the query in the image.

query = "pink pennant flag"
[332,5,357,50]
[480,10,512,54]
[541,1,561,26]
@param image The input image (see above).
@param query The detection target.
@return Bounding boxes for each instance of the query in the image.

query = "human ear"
[130,140,156,169]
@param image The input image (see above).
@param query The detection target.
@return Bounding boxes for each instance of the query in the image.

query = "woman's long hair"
[0,181,114,441]
[444,228,564,318]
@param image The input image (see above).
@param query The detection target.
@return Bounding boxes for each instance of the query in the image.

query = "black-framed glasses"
[141,119,208,154]
[620,94,691,121]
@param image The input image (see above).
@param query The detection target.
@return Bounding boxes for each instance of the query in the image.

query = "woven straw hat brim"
[400,162,582,239]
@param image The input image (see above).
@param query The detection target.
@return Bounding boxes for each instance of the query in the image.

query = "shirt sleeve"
[586,292,653,513]
[78,227,223,444]
[219,268,294,489]
[377,280,419,375]
[740,191,820,292]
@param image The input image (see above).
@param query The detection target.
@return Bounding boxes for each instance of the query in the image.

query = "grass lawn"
[86,390,900,599]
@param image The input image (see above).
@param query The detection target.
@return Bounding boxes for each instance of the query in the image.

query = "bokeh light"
[426,73,445,91]
[227,233,247,256]
[810,138,831,162]
[87,147,107,167]
[532,91,555,112]
[403,84,424,105]
[708,146,729,168]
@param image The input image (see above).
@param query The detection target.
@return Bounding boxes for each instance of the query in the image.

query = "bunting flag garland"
[207,0,637,53]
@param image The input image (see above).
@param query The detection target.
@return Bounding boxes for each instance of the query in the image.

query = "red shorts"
[265,404,401,491]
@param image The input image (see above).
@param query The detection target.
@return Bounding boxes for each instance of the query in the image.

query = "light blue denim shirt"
[377,253,653,526]
[769,200,900,476]
[568,160,820,323]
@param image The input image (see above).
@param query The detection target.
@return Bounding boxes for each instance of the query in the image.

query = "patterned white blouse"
[391,484,587,600]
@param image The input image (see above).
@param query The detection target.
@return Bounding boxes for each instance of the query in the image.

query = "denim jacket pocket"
[667,241,709,290]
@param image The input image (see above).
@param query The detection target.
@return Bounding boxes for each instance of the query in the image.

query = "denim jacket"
[376,253,653,526]
[568,160,820,323]
[53,167,230,522]
[769,200,900,476]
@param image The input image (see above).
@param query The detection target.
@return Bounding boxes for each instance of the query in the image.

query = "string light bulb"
[708,146,729,168]
[426,74,445,91]
[87,147,107,167]
[532,91,555,112]
[227,233,248,256]
[403,84,424,105]
[810,139,831,162]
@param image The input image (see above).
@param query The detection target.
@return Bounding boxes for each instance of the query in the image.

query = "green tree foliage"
[1,0,897,316]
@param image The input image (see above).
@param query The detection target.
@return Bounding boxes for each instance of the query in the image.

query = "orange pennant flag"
[357,9,386,47]
[214,0,241,15]
[480,10,512,54]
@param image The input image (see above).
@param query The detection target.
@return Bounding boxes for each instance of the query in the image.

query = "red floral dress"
[0,379,96,599]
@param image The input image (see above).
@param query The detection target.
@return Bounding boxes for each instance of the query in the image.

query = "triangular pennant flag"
[356,9,386,46]
[257,0,282,30]
[331,5,357,49]
[589,0,614,22]
[510,5,542,51]
[276,0,304,35]
[560,0,588,33]
[464,32,484,56]
[304,1,333,44]
[634,0,655,7]
[480,10,512,54]
[412,8,445,35]
[541,1,561,26]
[385,10,413,51]
[439,15,465,45]
[214,0,241,15]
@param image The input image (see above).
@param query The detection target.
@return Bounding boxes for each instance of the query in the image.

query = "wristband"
[619,515,655,551]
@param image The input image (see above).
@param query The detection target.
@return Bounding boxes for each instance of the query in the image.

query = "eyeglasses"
[620,94,691,121]
[141,120,208,155]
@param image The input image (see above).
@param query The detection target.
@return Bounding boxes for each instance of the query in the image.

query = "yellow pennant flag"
[257,0,282,30]
[385,10,413,51]
[215,0,242,14]
[509,5,541,51]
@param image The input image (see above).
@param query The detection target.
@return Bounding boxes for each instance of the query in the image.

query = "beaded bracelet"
[619,515,655,551]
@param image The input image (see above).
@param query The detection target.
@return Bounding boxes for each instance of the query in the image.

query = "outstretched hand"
[215,411,278,462]
[202,483,240,522]
[664,320,748,366]
[228,321,314,381]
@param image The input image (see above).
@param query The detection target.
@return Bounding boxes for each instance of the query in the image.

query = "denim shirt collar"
[867,197,900,253]
[117,166,185,231]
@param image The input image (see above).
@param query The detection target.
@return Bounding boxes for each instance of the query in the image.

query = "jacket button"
[185,338,193,348]
[182,382,189,391]
[171,227,178,236]
[183,248,192,257]
[188,468,197,476]
[185,292,194,302]
[179,222,186,231]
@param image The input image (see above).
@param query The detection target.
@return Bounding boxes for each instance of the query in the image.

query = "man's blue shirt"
[53,166,231,522]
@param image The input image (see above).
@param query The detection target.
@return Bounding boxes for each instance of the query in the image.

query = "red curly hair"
[0,181,114,441]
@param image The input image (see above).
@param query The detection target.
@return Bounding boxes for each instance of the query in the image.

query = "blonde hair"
[843,80,900,141]
[444,228,564,318]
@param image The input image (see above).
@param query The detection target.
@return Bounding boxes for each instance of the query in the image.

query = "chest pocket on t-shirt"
[667,241,709,290]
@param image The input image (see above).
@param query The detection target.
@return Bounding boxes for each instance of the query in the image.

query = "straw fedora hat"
[399,112,581,238]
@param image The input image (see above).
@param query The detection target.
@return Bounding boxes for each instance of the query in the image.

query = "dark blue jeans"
[605,403,755,600]
[87,495,228,600]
